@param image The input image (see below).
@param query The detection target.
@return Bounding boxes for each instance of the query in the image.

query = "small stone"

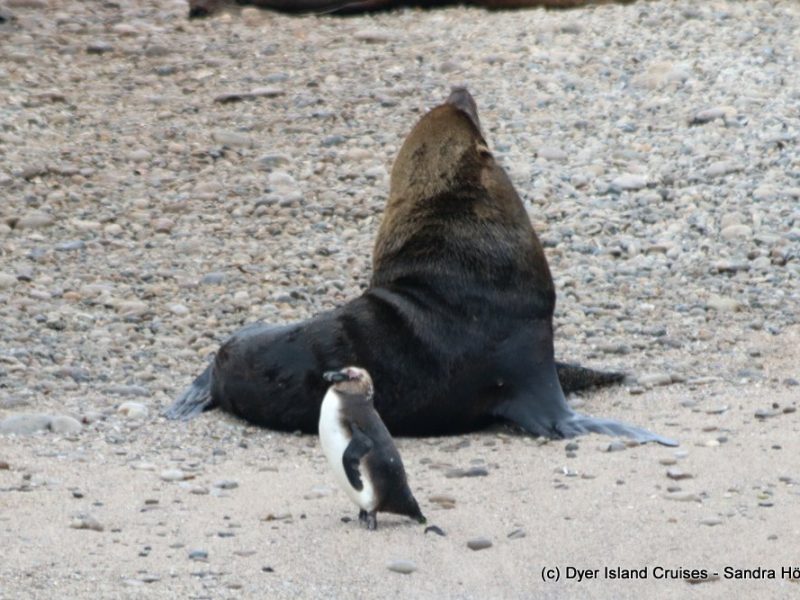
[686,574,721,585]
[106,384,150,397]
[160,469,188,482]
[706,161,743,178]
[212,131,253,148]
[49,416,81,435]
[188,549,208,561]
[754,408,780,419]
[86,41,113,54]
[0,414,52,435]
[466,537,492,551]
[666,468,693,480]
[387,560,417,574]
[128,149,151,163]
[261,512,292,522]
[638,373,673,387]
[153,218,174,233]
[70,514,104,532]
[444,466,488,478]
[0,272,18,288]
[700,518,722,527]
[606,440,626,452]
[168,303,189,316]
[428,495,456,509]
[117,402,148,419]
[706,296,744,312]
[689,107,727,125]
[16,212,53,229]
[537,146,568,161]
[659,457,678,466]
[213,480,238,490]
[663,492,701,502]
[201,272,226,285]
[611,174,648,191]
[507,528,526,540]
[720,224,753,240]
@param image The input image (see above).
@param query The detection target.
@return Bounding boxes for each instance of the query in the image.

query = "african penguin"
[319,366,426,530]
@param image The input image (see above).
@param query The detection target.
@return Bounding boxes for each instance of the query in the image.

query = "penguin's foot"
[358,509,368,523]
[365,511,377,531]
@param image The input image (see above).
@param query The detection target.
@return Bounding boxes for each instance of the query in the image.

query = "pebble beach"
[1,0,799,597]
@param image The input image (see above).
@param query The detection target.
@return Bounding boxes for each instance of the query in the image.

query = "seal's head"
[323,367,374,400]
[373,86,555,311]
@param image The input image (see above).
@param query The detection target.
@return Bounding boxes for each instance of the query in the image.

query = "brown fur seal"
[188,0,634,18]
[166,88,676,446]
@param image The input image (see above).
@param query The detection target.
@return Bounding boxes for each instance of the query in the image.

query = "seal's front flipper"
[163,365,217,420]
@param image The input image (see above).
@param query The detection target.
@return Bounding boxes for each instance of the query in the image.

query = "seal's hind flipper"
[494,395,677,446]
[164,365,216,420]
[555,361,625,393]
[493,359,677,446]
[554,413,678,446]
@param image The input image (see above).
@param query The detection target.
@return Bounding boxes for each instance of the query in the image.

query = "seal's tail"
[163,365,216,420]
[556,361,625,393]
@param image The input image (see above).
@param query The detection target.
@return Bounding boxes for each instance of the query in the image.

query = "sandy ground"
[1,0,800,598]
[2,341,800,599]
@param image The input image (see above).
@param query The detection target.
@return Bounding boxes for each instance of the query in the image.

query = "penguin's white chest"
[318,390,377,511]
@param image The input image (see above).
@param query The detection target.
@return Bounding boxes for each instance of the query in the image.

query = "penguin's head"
[323,366,374,400]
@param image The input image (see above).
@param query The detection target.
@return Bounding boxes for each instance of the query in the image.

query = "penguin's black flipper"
[343,424,374,491]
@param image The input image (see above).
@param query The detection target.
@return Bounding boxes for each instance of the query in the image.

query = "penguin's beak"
[323,370,348,383]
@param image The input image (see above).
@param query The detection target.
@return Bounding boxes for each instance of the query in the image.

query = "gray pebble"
[466,537,492,551]
[159,469,187,482]
[445,466,488,478]
[507,528,526,540]
[212,131,253,148]
[663,492,701,502]
[387,560,417,574]
[188,549,208,561]
[0,414,53,435]
[15,212,53,229]
[117,402,148,419]
[201,272,226,285]
[606,440,627,452]
[0,272,17,288]
[106,385,150,397]
[213,480,239,490]
[70,514,104,532]
[638,373,673,387]
[611,174,648,191]
[666,468,693,480]
[429,495,456,508]
[86,41,113,54]
[49,416,82,435]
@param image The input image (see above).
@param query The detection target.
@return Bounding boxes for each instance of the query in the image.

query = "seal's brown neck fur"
[371,91,555,317]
